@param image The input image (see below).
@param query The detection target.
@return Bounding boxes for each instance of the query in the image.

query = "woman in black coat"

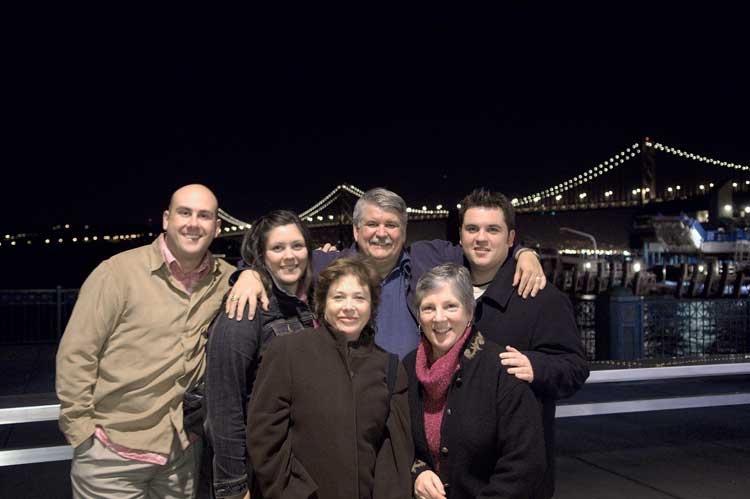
[247,255,413,499]
[404,263,546,499]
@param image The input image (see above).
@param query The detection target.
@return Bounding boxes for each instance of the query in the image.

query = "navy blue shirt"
[374,251,420,359]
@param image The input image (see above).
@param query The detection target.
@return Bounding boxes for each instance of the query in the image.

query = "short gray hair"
[414,263,476,317]
[353,188,408,228]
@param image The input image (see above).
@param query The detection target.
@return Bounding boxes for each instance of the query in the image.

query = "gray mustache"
[368,236,393,246]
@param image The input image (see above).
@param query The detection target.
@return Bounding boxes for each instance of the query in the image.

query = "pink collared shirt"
[94,426,168,465]
[159,233,213,294]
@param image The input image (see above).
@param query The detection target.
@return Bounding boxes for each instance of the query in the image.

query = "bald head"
[168,184,219,214]
[162,184,222,271]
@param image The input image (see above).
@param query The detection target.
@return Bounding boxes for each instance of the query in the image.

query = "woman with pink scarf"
[403,263,546,499]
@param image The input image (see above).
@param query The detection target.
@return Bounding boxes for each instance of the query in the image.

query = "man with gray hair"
[228,187,546,359]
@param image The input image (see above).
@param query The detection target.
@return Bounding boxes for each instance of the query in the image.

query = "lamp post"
[560,227,598,255]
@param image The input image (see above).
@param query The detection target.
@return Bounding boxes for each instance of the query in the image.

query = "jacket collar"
[320,320,375,351]
[474,255,515,309]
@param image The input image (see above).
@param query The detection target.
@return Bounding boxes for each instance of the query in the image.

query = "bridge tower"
[641,137,656,203]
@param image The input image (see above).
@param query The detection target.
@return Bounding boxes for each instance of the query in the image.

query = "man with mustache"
[229,187,546,359]
[56,184,235,499]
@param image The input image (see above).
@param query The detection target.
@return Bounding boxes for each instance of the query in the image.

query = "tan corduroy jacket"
[56,237,233,454]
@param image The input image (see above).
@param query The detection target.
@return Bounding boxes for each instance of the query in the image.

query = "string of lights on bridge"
[4,142,748,249]
[297,184,449,224]
[513,139,750,209]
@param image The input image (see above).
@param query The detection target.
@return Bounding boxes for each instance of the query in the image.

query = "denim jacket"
[205,283,315,498]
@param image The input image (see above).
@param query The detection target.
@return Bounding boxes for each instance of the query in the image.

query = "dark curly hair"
[240,210,314,293]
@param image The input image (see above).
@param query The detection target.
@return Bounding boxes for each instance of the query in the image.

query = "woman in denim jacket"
[205,210,316,499]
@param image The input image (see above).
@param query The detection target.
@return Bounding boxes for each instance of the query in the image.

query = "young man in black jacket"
[458,188,589,499]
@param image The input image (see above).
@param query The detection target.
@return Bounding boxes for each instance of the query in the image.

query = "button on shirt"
[374,251,420,359]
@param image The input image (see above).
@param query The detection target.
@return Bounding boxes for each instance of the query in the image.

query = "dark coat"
[474,257,590,499]
[205,284,315,498]
[404,330,547,499]
[246,324,414,499]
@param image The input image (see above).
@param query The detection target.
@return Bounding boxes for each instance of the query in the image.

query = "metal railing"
[0,288,78,344]
[2,362,749,467]
[572,295,750,361]
[643,298,750,358]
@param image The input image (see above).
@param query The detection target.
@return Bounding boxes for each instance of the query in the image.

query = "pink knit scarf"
[415,326,472,469]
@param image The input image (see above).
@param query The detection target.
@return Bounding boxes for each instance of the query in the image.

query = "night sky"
[5,5,749,232]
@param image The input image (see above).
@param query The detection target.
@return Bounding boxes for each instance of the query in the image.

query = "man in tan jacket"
[56,184,234,499]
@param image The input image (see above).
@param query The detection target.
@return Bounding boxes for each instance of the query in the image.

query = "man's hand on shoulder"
[499,345,534,383]
[317,243,338,252]
[225,269,269,321]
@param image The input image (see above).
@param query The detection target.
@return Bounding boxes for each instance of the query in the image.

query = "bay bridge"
[213,137,750,233]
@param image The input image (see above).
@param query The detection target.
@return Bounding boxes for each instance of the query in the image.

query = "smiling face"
[460,206,515,281]
[162,184,221,270]
[324,274,372,341]
[353,203,405,272]
[263,223,309,294]
[418,282,473,360]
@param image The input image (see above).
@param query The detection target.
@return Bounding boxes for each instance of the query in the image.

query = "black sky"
[4,5,749,231]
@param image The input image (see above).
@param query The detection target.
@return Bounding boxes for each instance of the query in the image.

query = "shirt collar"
[348,243,411,282]
[157,233,213,278]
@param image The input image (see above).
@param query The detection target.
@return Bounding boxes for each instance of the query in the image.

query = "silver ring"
[535,276,542,280]
[230,295,240,302]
